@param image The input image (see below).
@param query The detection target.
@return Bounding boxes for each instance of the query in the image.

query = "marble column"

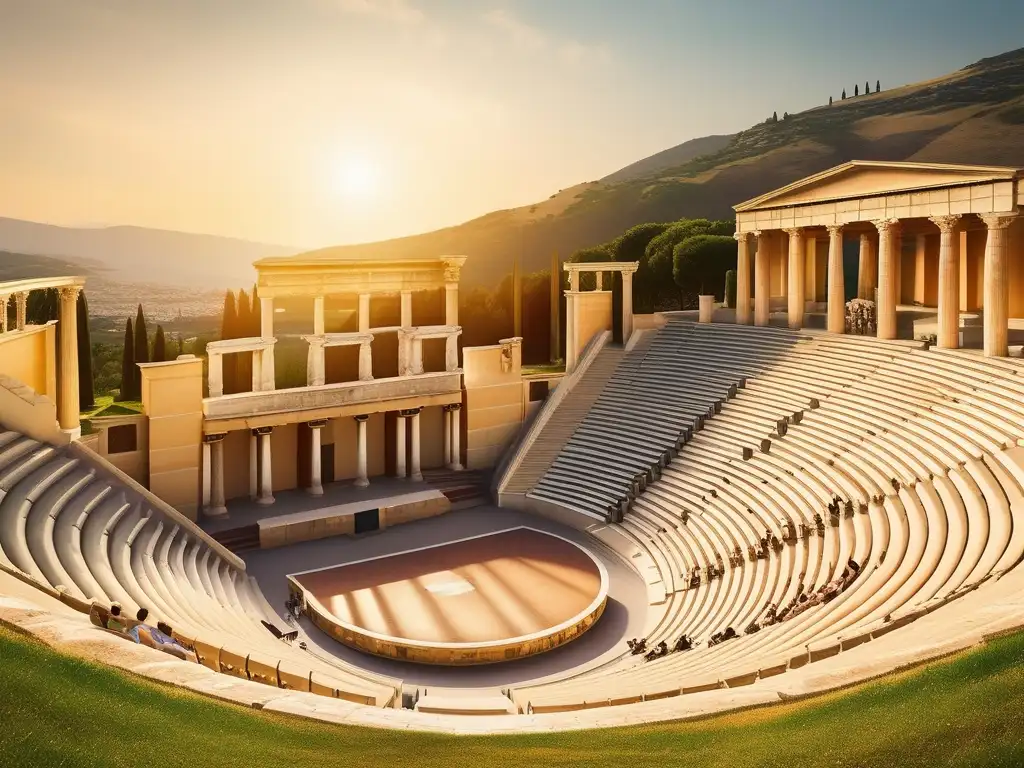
[395,413,407,478]
[257,430,274,506]
[410,338,424,375]
[0,295,8,333]
[249,430,259,500]
[858,233,877,300]
[622,270,634,341]
[449,404,463,471]
[754,231,771,327]
[875,219,899,340]
[201,440,212,510]
[400,290,412,375]
[208,435,227,517]
[409,408,422,482]
[358,341,374,381]
[308,422,324,497]
[981,213,1017,357]
[444,282,459,369]
[14,292,26,330]
[784,228,805,329]
[445,332,459,372]
[57,285,81,433]
[564,290,577,370]
[354,415,369,487]
[442,406,452,467]
[307,338,326,386]
[313,296,325,335]
[826,224,845,334]
[260,297,275,390]
[208,353,224,397]
[735,232,752,325]
[251,349,263,392]
[931,215,962,349]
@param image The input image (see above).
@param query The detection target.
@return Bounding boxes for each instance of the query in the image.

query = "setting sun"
[333,152,381,201]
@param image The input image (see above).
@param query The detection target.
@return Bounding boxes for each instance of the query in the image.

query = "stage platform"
[289,527,609,665]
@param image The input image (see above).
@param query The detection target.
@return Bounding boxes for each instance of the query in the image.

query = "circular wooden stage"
[288,527,609,665]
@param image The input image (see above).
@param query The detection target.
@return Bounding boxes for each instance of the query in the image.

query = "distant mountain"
[600,134,735,184]
[0,218,298,291]
[300,46,1024,286]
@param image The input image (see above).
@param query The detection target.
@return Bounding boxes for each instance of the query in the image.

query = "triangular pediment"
[735,161,1020,211]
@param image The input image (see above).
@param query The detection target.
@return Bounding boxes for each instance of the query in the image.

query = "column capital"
[929,214,962,233]
[203,432,228,444]
[307,419,328,429]
[733,231,750,243]
[873,218,900,235]
[353,414,369,423]
[400,407,422,417]
[57,285,82,303]
[253,426,273,436]
[443,402,462,412]
[980,212,1017,230]
[782,227,804,237]
[825,223,844,236]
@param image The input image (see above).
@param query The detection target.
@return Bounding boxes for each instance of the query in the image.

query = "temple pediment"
[735,161,1020,212]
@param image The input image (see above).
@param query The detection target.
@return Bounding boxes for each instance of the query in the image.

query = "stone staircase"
[422,468,491,510]
[502,343,633,495]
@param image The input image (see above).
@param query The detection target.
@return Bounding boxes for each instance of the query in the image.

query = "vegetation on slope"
[2,624,1024,767]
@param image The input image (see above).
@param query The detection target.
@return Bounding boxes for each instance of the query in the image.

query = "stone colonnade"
[732,211,1018,356]
[563,261,638,371]
[0,283,83,434]
[201,403,463,516]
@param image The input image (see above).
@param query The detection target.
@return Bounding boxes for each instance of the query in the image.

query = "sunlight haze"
[1,0,1022,248]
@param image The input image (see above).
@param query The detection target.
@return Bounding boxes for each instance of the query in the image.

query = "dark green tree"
[26,288,58,325]
[829,96,833,106]
[219,290,238,394]
[876,79,881,92]
[568,246,612,291]
[236,288,252,393]
[608,222,671,313]
[772,111,778,122]
[250,284,262,336]
[672,235,738,301]
[725,270,737,309]
[854,84,859,96]
[152,325,166,363]
[842,89,846,100]
[646,219,734,296]
[865,81,870,95]
[133,305,149,397]
[119,317,135,401]
[76,291,94,410]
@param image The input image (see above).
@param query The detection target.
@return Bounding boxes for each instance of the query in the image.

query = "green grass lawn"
[2,626,1024,767]
[80,393,142,419]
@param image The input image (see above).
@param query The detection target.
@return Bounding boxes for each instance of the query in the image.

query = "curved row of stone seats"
[532,321,813,517]
[514,330,1024,714]
[0,427,400,707]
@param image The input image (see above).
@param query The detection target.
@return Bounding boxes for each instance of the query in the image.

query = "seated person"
[127,621,197,663]
[106,603,127,632]
[630,638,648,655]
[722,626,737,641]
[745,619,760,635]
[673,634,693,652]
[136,608,149,623]
[644,641,669,661]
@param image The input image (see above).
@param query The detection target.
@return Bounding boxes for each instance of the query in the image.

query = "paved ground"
[242,506,649,688]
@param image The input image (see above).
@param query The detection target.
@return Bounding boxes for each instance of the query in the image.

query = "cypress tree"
[842,89,846,100]
[236,288,252,392]
[152,325,167,363]
[250,284,262,336]
[854,84,859,96]
[772,111,778,122]
[865,81,870,95]
[76,291,95,410]
[220,290,237,394]
[120,318,135,401]
[829,96,833,106]
[876,79,881,92]
[133,304,149,397]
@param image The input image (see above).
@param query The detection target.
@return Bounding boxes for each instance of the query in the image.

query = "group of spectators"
[90,602,197,662]
[746,559,862,633]
[627,633,697,661]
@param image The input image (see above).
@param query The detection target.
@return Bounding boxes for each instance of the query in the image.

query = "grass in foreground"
[1,624,1023,768]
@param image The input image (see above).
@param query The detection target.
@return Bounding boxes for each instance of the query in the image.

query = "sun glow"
[333,152,381,201]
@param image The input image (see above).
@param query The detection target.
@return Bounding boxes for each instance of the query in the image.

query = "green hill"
[2,623,1024,767]
[303,47,1024,287]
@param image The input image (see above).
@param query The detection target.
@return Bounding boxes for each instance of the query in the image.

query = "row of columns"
[201,404,463,516]
[733,212,1017,356]
[0,292,28,333]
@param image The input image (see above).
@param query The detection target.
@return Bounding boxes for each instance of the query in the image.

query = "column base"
[307,485,324,497]
[410,471,423,482]
[447,462,464,471]
[205,505,228,518]
[354,477,370,488]
[61,426,83,442]
[256,495,275,506]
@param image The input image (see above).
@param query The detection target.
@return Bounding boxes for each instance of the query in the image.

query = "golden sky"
[1,0,1019,249]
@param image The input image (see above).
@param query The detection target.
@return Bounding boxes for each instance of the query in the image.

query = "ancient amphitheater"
[2,161,1024,735]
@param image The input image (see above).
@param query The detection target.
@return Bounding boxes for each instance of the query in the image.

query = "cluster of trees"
[831,80,881,104]
[217,286,262,394]
[118,305,178,401]
[20,288,95,410]
[570,217,737,312]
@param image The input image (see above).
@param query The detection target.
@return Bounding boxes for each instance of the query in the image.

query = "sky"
[1,0,1023,249]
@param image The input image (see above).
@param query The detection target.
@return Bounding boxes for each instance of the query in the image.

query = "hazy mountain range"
[2,46,1024,308]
